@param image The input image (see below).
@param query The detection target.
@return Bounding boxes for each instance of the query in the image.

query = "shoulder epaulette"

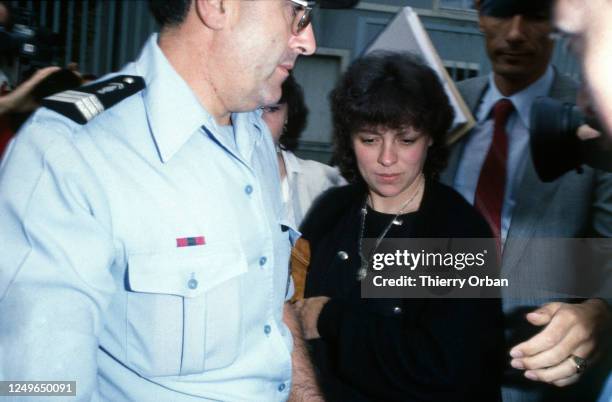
[41,75,145,125]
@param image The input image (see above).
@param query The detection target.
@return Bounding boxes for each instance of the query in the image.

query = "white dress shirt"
[453,66,554,244]
[279,149,346,227]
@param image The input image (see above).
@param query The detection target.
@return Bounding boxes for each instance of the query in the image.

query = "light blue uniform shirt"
[0,34,296,402]
[453,66,554,245]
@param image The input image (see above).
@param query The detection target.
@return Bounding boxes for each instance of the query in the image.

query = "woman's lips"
[376,173,400,183]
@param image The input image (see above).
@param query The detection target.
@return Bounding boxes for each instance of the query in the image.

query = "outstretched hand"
[509,299,611,386]
[0,66,61,115]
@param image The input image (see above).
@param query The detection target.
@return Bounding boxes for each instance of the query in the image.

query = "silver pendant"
[356,261,368,281]
[392,218,403,226]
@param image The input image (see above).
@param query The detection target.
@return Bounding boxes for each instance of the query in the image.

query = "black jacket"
[302,180,504,402]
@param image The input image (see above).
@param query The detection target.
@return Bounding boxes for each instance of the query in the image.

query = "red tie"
[474,99,514,248]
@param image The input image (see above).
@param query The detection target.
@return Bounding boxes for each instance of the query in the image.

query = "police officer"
[0,1,324,401]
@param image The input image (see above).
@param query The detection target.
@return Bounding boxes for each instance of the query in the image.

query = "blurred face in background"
[262,103,289,144]
[479,10,554,93]
[554,0,612,137]
[352,126,431,207]
[0,3,9,27]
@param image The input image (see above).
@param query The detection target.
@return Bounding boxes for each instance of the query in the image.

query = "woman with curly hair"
[296,51,504,402]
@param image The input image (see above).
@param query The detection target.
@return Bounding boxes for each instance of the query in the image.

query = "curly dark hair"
[278,75,309,152]
[330,51,454,184]
[149,0,191,27]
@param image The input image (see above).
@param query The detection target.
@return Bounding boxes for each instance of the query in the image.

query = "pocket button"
[187,278,198,290]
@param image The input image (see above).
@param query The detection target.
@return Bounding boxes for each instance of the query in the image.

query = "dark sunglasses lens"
[296,9,312,34]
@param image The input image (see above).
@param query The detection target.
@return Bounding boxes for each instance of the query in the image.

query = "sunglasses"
[288,0,313,35]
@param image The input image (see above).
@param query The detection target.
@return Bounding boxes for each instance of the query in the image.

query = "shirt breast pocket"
[126,243,247,377]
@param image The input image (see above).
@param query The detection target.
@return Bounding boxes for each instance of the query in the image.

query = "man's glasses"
[288,0,313,35]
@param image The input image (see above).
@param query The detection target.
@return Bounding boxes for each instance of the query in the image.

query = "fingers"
[552,373,580,387]
[508,301,609,386]
[510,336,595,370]
[26,66,61,86]
[510,303,578,358]
[523,356,582,386]
[524,302,562,326]
[577,124,602,140]
[296,297,330,340]
[510,321,568,359]
[511,331,595,370]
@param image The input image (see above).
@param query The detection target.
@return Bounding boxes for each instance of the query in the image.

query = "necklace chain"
[356,175,424,281]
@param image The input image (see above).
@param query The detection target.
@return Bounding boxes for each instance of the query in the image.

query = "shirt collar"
[478,65,555,129]
[281,149,303,175]
[135,34,217,163]
[135,34,264,164]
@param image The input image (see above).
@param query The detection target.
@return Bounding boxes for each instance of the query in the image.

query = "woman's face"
[353,125,431,203]
[262,103,289,145]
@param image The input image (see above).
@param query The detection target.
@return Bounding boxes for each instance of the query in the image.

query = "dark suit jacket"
[440,72,612,402]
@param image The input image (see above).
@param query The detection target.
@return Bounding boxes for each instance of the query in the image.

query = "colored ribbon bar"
[176,236,206,247]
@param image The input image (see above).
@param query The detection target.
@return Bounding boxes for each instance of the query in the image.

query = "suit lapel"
[502,71,578,271]
[440,140,466,186]
[502,152,561,270]
[441,77,490,187]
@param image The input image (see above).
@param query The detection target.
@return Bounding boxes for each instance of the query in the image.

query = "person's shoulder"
[296,157,347,186]
[427,180,472,213]
[41,74,145,126]
[427,180,492,237]
[305,183,359,220]
[455,75,489,93]
[299,183,361,238]
[12,74,144,157]
[11,106,82,159]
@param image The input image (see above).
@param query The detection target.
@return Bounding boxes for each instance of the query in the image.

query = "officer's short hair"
[149,0,191,27]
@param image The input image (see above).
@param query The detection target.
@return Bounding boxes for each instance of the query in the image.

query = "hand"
[0,66,61,115]
[283,301,303,338]
[283,302,326,402]
[509,299,611,386]
[577,124,601,141]
[294,296,330,340]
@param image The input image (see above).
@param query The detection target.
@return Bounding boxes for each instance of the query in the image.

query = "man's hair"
[330,51,454,183]
[149,0,191,27]
[278,75,309,152]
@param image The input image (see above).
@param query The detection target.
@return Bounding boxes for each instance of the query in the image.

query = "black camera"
[530,97,612,182]
[0,24,60,83]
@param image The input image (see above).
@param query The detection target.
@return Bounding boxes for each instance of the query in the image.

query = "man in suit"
[440,0,612,401]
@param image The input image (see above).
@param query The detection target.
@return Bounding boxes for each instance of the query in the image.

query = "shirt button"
[245,185,253,195]
[264,324,272,335]
[337,251,349,261]
[278,383,286,392]
[188,278,198,290]
[259,256,267,266]
[392,306,402,314]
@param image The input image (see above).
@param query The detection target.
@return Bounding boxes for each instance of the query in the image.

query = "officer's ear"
[195,0,227,30]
